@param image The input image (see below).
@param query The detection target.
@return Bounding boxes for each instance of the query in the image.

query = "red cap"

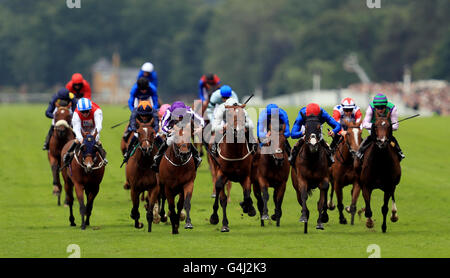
[306,103,321,116]
[72,73,84,84]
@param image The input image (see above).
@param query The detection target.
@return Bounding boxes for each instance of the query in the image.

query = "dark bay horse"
[328,124,363,225]
[125,119,160,231]
[251,123,290,227]
[209,103,256,232]
[359,112,401,233]
[61,131,106,229]
[291,117,330,233]
[158,122,197,234]
[47,103,74,206]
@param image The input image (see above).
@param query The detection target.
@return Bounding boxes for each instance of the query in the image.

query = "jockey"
[211,96,258,154]
[63,98,107,167]
[289,103,341,166]
[128,77,159,112]
[151,101,205,172]
[206,85,239,124]
[356,93,405,161]
[137,62,158,89]
[158,103,171,133]
[122,100,160,164]
[42,88,77,150]
[330,97,363,151]
[65,73,92,99]
[257,104,291,153]
[198,73,221,102]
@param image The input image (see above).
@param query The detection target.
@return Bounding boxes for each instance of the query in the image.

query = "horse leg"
[74,183,87,230]
[226,181,232,203]
[316,181,329,230]
[361,186,374,229]
[166,191,178,234]
[327,182,336,210]
[240,176,256,217]
[183,182,194,229]
[273,183,286,227]
[381,190,392,233]
[159,183,168,223]
[174,193,184,234]
[130,187,143,229]
[350,182,361,225]
[147,185,160,232]
[85,188,99,227]
[50,157,61,205]
[64,177,76,226]
[210,174,226,225]
[257,176,270,222]
[219,188,229,232]
[390,192,399,222]
[335,184,347,224]
[252,182,265,226]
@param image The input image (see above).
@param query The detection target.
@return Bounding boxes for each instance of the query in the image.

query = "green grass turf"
[0,104,449,258]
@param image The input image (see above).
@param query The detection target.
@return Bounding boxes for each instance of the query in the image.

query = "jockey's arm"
[362,106,373,130]
[390,106,399,131]
[257,110,268,139]
[72,112,83,142]
[212,105,225,134]
[128,84,138,111]
[160,110,172,135]
[93,109,103,141]
[280,109,291,138]
[290,111,305,139]
[354,108,363,125]
[322,109,341,136]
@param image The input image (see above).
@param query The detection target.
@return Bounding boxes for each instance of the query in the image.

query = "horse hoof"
[327,202,336,211]
[81,225,86,230]
[271,214,277,221]
[391,215,398,222]
[299,216,308,223]
[135,222,144,229]
[123,183,130,190]
[161,215,168,223]
[153,217,161,224]
[211,193,216,198]
[184,223,193,229]
[339,218,348,225]
[366,219,374,229]
[239,202,248,213]
[316,223,324,230]
[248,207,257,217]
[221,226,230,232]
[210,214,219,225]
[172,230,179,235]
[180,210,186,221]
[261,214,270,220]
[70,222,76,227]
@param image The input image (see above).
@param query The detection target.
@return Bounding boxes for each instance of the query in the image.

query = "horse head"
[304,117,322,153]
[373,111,392,149]
[263,122,286,167]
[54,103,72,138]
[344,122,363,158]
[224,103,247,142]
[173,121,192,163]
[136,118,155,157]
[79,130,98,173]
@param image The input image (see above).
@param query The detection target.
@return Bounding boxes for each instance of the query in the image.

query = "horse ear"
[55,101,60,108]
[67,102,72,109]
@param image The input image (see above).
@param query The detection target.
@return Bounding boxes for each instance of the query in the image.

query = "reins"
[217,134,253,162]
[73,148,106,171]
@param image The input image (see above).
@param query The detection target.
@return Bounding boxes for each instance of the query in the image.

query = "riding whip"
[391,113,420,125]
[111,120,129,129]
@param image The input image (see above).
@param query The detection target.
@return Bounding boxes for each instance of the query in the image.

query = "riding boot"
[289,139,304,166]
[190,143,202,169]
[96,142,108,165]
[151,140,168,172]
[390,136,405,161]
[211,142,218,156]
[123,135,138,161]
[284,139,292,155]
[356,136,372,161]
[122,129,131,142]
[43,125,54,150]
[329,134,342,155]
[321,140,334,165]
[63,141,79,167]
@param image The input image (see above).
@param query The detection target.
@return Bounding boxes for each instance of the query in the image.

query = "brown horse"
[359,112,401,233]
[328,123,363,225]
[158,122,197,234]
[61,131,106,229]
[47,103,74,206]
[209,104,256,232]
[252,123,290,227]
[291,117,330,233]
[125,119,160,231]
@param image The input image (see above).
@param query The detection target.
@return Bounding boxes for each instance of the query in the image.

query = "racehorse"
[291,116,330,233]
[158,121,197,234]
[209,103,256,232]
[125,119,160,232]
[328,123,363,225]
[47,102,74,206]
[359,112,401,233]
[251,123,290,227]
[61,131,106,229]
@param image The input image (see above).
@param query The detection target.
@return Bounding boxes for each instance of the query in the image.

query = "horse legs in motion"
[210,175,230,232]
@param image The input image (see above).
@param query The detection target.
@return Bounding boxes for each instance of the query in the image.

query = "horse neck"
[222,134,248,156]
[337,137,352,162]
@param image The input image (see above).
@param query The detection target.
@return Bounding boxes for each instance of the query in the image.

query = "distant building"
[91,52,138,104]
